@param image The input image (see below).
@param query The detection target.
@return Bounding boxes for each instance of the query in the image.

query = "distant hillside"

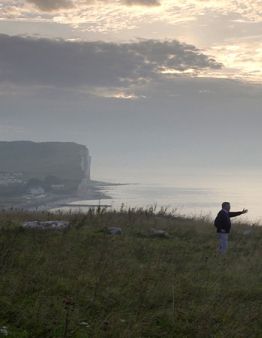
[0,141,90,195]
[0,141,90,181]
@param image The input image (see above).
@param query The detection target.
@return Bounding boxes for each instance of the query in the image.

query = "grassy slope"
[0,208,261,337]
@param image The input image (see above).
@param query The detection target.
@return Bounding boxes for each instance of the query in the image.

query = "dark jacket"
[214,209,243,233]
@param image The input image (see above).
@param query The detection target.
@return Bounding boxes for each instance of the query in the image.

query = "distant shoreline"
[1,180,129,212]
[47,181,132,212]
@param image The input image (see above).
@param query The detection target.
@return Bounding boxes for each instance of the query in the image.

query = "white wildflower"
[80,322,89,327]
[0,327,8,336]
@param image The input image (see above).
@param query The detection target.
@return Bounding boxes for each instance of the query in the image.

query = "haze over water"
[54,168,262,224]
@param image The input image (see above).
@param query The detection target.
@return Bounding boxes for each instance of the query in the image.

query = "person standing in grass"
[215,202,248,254]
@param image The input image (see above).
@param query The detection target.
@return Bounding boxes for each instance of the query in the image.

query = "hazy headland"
[0,141,118,212]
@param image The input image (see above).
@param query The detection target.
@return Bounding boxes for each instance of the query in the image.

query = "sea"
[50,169,262,224]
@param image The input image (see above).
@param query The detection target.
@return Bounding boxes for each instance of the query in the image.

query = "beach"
[0,180,128,212]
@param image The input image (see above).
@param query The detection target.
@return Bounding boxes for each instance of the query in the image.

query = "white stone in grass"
[22,220,69,229]
[238,230,252,235]
[150,228,170,238]
[107,227,123,235]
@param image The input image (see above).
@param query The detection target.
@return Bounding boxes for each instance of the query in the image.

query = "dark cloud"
[0,34,222,89]
[26,0,74,11]
[131,39,222,71]
[24,0,160,12]
[122,0,161,6]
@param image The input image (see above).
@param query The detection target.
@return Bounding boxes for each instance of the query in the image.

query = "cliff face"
[80,148,91,181]
[77,148,92,196]
[0,141,91,188]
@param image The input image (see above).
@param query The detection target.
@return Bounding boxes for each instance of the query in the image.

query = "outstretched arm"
[229,209,248,218]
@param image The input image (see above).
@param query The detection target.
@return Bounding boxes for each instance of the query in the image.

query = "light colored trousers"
[218,233,228,254]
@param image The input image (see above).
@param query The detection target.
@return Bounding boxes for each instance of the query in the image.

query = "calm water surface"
[51,170,262,223]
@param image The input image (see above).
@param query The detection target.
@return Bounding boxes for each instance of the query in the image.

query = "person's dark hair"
[222,202,230,209]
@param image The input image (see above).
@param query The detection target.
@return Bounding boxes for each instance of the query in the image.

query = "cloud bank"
[24,0,161,12]
[123,0,161,6]
[26,0,75,11]
[0,34,222,91]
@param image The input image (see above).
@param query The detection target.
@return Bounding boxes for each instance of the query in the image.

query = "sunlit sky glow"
[1,0,262,178]
[1,0,262,82]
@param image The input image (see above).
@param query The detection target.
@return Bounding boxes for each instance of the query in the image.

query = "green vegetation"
[0,207,261,337]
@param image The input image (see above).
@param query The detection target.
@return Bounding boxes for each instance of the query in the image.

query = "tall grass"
[0,207,261,337]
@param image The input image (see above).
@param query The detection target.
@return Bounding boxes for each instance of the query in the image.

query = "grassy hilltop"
[0,207,261,337]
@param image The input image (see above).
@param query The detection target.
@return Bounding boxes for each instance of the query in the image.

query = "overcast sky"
[0,0,262,181]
